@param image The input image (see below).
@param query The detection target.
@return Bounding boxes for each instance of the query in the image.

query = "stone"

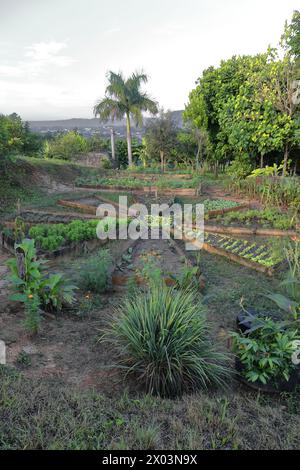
[22,345,38,355]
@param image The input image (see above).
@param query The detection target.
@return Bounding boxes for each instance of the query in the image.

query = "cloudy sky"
[0,0,298,120]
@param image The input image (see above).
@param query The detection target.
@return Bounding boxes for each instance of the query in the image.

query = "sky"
[0,0,299,120]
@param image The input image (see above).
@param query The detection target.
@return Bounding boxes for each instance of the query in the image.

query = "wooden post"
[16,246,26,280]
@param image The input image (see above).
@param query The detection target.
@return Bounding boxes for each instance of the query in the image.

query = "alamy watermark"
[95,197,204,251]
[0,340,6,365]
[292,80,300,105]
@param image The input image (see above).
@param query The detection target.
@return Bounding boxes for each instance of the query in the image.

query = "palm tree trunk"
[110,128,116,163]
[126,113,133,167]
[160,150,164,173]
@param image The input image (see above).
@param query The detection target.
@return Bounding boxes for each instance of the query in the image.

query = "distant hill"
[28,110,184,137]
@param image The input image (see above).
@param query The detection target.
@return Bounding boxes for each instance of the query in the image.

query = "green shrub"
[7,239,77,332]
[227,155,253,179]
[79,249,112,293]
[232,317,300,386]
[103,285,230,397]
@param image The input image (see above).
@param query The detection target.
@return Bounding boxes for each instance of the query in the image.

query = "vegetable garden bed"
[77,184,200,196]
[5,209,96,225]
[1,218,130,258]
[175,196,249,218]
[1,230,108,259]
[203,233,282,275]
[213,208,298,231]
[204,224,297,238]
[181,231,282,276]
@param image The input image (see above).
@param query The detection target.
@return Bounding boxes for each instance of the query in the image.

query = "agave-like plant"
[102,285,231,397]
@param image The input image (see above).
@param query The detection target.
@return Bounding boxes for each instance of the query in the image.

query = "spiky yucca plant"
[102,285,231,397]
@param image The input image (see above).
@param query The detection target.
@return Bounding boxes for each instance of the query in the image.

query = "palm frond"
[94,97,125,121]
[106,71,127,103]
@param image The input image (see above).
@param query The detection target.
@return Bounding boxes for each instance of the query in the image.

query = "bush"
[43,131,88,160]
[103,285,230,397]
[232,317,300,386]
[79,249,112,293]
[227,155,253,179]
[7,239,77,332]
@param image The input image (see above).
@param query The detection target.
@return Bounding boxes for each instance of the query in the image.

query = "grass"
[96,191,136,206]
[175,196,240,211]
[0,156,104,217]
[1,365,300,450]
[79,249,113,293]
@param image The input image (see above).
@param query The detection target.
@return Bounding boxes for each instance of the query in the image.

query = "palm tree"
[94,71,158,166]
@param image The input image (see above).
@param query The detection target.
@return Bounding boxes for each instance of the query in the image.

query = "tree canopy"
[184,10,300,176]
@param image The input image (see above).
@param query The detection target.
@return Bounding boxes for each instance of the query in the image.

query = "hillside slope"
[0,157,102,216]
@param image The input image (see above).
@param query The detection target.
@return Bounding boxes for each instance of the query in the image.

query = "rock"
[22,345,38,355]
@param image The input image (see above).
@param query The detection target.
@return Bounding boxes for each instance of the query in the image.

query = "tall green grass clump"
[79,249,112,293]
[103,285,230,397]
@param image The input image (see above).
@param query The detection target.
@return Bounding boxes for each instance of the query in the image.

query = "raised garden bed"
[110,237,204,291]
[75,175,201,195]
[180,231,282,276]
[213,208,298,231]
[4,209,96,225]
[204,224,297,238]
[57,199,99,215]
[78,185,199,197]
[203,233,282,275]
[1,217,129,258]
[174,196,249,218]
[117,172,193,181]
[1,230,108,259]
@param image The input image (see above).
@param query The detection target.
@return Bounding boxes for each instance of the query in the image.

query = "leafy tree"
[115,138,144,168]
[44,131,88,160]
[0,113,24,158]
[23,122,43,156]
[144,111,178,172]
[185,55,261,167]
[185,11,300,174]
[183,90,209,169]
[88,134,110,153]
[218,56,290,169]
[175,130,199,168]
[94,71,158,166]
[282,10,300,65]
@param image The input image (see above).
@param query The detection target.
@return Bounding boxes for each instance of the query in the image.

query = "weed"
[79,249,112,293]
